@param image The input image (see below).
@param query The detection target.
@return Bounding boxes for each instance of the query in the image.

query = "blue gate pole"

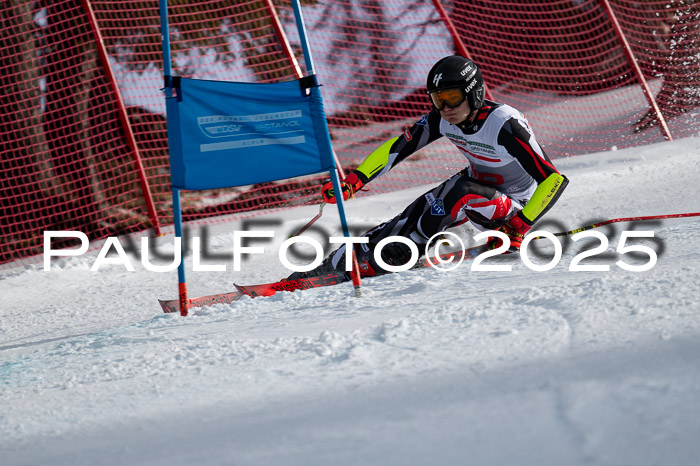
[290,0,362,295]
[290,0,351,239]
[159,0,189,315]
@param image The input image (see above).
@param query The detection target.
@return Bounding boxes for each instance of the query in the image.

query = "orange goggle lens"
[429,88,467,110]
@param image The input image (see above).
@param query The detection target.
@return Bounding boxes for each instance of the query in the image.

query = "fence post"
[81,0,163,234]
[264,0,304,79]
[599,0,672,140]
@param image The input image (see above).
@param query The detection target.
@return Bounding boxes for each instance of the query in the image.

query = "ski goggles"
[429,88,467,110]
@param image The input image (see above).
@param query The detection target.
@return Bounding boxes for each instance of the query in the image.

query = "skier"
[290,55,568,279]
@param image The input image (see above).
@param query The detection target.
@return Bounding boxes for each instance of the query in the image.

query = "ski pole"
[289,202,325,238]
[287,152,347,239]
[538,212,700,239]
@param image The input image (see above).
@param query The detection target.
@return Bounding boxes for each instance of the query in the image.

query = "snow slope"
[1,137,700,466]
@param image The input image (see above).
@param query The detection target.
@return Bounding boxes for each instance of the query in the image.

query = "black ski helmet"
[426,56,485,110]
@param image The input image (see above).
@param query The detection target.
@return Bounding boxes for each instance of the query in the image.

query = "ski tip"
[158,290,243,314]
[158,299,179,314]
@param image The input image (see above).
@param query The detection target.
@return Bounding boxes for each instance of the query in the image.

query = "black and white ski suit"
[328,100,568,272]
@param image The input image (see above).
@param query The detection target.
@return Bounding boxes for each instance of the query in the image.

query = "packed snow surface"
[2,137,700,465]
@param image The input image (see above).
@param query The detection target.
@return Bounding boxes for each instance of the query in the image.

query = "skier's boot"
[285,253,350,281]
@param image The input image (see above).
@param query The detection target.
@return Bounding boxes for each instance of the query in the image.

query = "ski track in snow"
[1,138,700,465]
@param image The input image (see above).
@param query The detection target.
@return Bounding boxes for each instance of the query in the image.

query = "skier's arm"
[520,172,568,224]
[497,118,568,225]
[355,109,443,185]
[322,110,442,203]
[486,170,568,251]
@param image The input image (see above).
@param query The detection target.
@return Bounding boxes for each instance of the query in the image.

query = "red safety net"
[1,0,699,267]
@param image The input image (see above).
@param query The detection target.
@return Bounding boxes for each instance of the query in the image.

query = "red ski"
[234,272,348,298]
[158,273,347,313]
[158,244,489,312]
[159,291,242,314]
[233,243,491,300]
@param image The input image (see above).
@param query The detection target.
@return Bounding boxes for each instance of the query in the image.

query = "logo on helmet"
[432,73,443,87]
